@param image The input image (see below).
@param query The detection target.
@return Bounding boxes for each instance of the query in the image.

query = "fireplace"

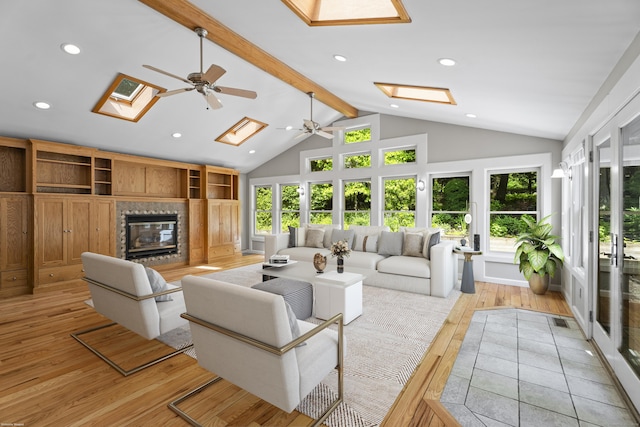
[125,214,178,259]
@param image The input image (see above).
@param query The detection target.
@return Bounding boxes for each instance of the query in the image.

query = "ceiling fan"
[143,27,257,110]
[288,92,344,139]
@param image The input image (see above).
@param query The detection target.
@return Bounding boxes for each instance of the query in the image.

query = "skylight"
[93,74,165,122]
[374,82,457,105]
[215,117,268,146]
[281,0,411,26]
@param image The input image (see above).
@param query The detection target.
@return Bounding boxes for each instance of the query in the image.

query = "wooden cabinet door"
[189,199,205,264]
[91,199,115,256]
[36,198,66,267]
[67,199,92,264]
[230,200,241,247]
[219,201,233,245]
[0,196,29,271]
[208,201,221,247]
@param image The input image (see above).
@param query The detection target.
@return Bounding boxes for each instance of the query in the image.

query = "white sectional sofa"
[264,225,458,297]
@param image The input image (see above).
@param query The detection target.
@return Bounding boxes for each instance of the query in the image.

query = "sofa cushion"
[305,224,340,248]
[424,229,441,260]
[377,255,431,279]
[402,232,424,257]
[145,267,173,302]
[288,226,306,248]
[277,247,331,262]
[326,250,387,270]
[305,228,325,248]
[330,229,355,248]
[353,234,378,253]
[378,231,404,256]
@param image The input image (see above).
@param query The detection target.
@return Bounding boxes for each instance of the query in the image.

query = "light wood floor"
[0,255,571,426]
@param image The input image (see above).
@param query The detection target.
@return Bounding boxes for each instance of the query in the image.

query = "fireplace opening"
[126,214,178,259]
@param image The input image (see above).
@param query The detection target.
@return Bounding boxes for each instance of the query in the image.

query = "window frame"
[430,174,471,241]
[253,184,273,235]
[343,179,372,228]
[382,175,417,231]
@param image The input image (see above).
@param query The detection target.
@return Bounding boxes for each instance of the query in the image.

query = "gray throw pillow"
[284,300,306,347]
[331,228,356,249]
[424,230,441,260]
[377,231,404,256]
[145,267,173,302]
[402,232,424,257]
[305,228,325,248]
[288,226,306,247]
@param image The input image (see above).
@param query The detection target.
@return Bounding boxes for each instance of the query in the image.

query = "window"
[310,182,333,224]
[344,127,371,144]
[280,184,301,230]
[215,117,268,146]
[384,148,416,165]
[344,180,371,227]
[344,153,371,168]
[489,171,538,252]
[383,177,416,231]
[92,73,165,122]
[310,157,333,172]
[374,82,456,105]
[281,0,411,26]
[431,176,470,240]
[254,186,273,234]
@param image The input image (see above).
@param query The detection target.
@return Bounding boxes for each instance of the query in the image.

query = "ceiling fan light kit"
[143,27,257,110]
[286,92,345,139]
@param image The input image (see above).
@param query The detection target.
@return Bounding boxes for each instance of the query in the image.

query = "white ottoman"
[314,271,363,325]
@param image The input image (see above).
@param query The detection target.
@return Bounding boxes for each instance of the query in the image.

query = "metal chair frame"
[71,278,193,376]
[168,312,344,427]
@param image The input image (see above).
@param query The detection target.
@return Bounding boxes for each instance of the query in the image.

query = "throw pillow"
[402,232,424,257]
[423,229,441,260]
[145,267,173,302]
[377,231,404,256]
[288,226,306,247]
[305,228,325,248]
[331,228,356,249]
[305,224,339,248]
[284,300,306,347]
[354,234,378,253]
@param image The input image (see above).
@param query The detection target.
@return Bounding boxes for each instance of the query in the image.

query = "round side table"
[454,248,482,294]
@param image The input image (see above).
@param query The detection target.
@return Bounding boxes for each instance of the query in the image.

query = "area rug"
[166,263,461,427]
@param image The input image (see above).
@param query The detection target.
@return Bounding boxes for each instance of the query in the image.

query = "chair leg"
[70,322,194,377]
[168,376,224,427]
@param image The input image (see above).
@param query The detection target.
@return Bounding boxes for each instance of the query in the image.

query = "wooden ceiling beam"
[138,0,358,118]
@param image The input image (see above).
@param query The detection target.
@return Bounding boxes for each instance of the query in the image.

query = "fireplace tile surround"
[116,201,188,267]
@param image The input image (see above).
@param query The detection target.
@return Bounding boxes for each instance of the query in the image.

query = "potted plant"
[514,214,565,294]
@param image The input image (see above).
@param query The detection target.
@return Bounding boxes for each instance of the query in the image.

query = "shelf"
[37,158,91,167]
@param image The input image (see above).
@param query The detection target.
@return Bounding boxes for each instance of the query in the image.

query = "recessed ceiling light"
[33,101,51,110]
[465,113,477,118]
[438,58,456,67]
[172,132,182,138]
[249,150,256,154]
[333,54,347,62]
[285,125,293,131]
[390,104,399,108]
[61,43,81,55]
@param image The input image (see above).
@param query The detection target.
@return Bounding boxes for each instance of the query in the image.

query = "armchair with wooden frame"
[170,275,345,427]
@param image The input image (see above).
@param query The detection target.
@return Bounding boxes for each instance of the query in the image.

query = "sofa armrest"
[264,233,290,262]
[430,241,458,297]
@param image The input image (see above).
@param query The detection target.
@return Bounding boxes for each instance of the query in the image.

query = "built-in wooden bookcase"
[206,165,238,200]
[94,157,112,196]
[188,168,202,199]
[0,142,27,193]
[32,141,93,195]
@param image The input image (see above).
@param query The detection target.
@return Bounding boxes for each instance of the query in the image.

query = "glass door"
[591,96,640,409]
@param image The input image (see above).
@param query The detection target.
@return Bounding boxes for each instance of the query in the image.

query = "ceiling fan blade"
[143,64,192,85]
[215,86,257,99]
[317,130,334,139]
[294,132,308,140]
[203,64,226,84]
[156,87,194,97]
[321,126,345,131]
[204,92,223,109]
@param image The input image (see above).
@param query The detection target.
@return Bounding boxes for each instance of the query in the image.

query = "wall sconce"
[551,168,564,179]
[416,180,425,191]
[297,186,304,196]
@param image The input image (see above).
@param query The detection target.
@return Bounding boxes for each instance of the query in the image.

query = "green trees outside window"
[431,176,470,239]
[344,180,371,227]
[344,153,371,169]
[310,157,332,172]
[255,186,272,234]
[310,182,333,224]
[280,184,301,230]
[384,177,416,231]
[489,171,538,251]
[344,127,371,144]
[384,149,416,165]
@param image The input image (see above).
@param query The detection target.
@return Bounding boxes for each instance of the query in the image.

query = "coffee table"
[261,261,368,324]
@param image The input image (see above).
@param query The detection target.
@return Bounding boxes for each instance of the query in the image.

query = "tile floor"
[441,308,639,426]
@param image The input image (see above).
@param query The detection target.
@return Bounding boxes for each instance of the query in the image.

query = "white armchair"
[71,252,191,376]
[169,275,345,427]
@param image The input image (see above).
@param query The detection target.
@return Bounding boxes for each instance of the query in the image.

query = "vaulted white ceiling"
[1,0,639,173]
